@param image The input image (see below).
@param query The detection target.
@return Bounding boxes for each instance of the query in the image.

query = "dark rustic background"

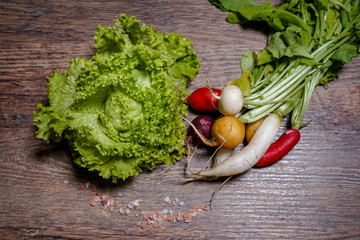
[1,0,359,239]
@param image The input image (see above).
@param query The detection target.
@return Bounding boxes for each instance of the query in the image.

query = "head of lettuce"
[33,15,200,183]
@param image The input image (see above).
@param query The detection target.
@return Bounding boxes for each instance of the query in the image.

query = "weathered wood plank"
[1,0,359,239]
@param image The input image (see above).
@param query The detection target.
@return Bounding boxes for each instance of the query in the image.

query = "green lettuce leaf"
[33,14,200,182]
[209,0,259,11]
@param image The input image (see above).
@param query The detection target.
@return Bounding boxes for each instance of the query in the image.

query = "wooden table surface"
[1,0,359,239]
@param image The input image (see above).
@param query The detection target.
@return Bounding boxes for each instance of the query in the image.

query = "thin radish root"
[186,137,199,175]
[186,136,228,176]
[209,175,233,209]
[206,79,221,101]
[185,136,193,162]
[177,174,219,182]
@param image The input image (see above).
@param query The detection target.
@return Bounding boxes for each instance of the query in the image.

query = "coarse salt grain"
[167,214,176,222]
[119,208,127,215]
[157,212,164,218]
[191,206,199,211]
[179,201,185,206]
[176,212,183,221]
[133,199,140,208]
[201,205,209,211]
[128,201,135,209]
[164,196,171,204]
[172,198,179,205]
[183,213,191,223]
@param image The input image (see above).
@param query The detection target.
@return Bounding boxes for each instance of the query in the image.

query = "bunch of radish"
[185,84,300,180]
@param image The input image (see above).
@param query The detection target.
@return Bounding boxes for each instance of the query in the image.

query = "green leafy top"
[33,14,200,182]
[210,0,359,129]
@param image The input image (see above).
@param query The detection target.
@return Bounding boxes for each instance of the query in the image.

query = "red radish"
[188,115,214,146]
[255,128,300,167]
[186,88,222,112]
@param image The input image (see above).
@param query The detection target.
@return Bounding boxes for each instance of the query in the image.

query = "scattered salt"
[201,205,209,211]
[128,201,135,209]
[172,198,180,205]
[119,208,126,215]
[176,212,183,221]
[77,181,209,230]
[164,196,171,204]
[133,199,140,208]
[183,213,191,223]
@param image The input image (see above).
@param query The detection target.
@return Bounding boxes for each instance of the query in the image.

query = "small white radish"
[197,113,281,178]
[218,85,243,116]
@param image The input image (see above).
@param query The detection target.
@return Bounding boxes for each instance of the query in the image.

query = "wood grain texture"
[1,0,359,239]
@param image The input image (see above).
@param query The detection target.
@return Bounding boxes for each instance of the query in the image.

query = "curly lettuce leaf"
[34,14,200,182]
[209,0,259,11]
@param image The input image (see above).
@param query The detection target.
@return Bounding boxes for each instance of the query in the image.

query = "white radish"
[218,85,243,116]
[214,148,233,166]
[197,113,281,178]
